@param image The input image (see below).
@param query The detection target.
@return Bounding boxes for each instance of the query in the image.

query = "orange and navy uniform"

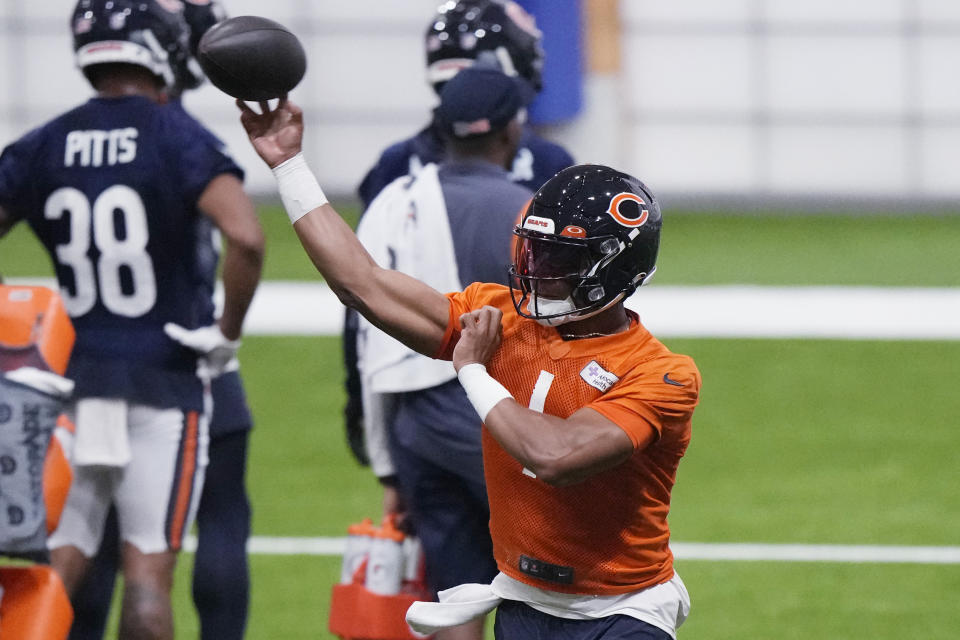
[436,282,701,595]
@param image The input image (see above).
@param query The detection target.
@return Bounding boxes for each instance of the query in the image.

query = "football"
[197,16,306,101]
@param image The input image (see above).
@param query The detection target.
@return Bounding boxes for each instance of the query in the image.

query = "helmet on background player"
[509,165,662,326]
[71,0,192,91]
[173,0,228,93]
[425,0,544,94]
[182,0,226,56]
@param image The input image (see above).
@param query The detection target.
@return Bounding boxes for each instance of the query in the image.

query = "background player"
[0,1,264,638]
[238,97,699,639]
[357,66,533,640]
[343,0,573,473]
[65,2,259,638]
[357,0,574,206]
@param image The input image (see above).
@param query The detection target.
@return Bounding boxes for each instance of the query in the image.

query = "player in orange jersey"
[238,99,700,639]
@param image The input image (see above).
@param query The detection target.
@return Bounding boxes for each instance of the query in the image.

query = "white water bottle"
[402,536,424,584]
[339,518,374,584]
[365,516,405,595]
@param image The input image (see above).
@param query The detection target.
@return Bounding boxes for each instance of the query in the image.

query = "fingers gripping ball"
[197,16,306,100]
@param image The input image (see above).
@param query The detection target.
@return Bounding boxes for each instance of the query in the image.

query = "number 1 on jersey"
[522,370,555,478]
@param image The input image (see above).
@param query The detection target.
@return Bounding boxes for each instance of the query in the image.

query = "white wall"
[611,0,960,206]
[2,0,959,207]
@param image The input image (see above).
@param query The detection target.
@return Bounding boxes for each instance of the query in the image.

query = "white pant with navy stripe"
[48,398,210,556]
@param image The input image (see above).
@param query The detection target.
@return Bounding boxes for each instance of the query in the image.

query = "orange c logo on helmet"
[606,192,649,228]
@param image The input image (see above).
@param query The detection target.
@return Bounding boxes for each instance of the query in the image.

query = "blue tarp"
[518,0,583,125]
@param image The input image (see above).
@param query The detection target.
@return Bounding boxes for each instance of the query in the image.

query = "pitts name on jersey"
[65,128,138,168]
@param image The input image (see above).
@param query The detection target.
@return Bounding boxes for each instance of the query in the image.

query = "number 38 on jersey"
[44,184,157,318]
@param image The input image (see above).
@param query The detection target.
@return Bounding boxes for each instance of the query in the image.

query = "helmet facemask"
[509,228,639,326]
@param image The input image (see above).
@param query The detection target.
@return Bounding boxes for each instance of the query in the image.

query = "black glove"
[342,307,369,466]
[343,391,368,466]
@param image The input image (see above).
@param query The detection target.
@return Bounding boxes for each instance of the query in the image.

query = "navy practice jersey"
[172,99,252,434]
[357,117,574,209]
[0,95,242,411]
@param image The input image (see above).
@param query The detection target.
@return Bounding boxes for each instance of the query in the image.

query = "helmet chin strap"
[530,291,629,327]
[530,295,579,326]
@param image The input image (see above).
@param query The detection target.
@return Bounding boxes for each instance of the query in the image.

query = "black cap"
[435,67,526,139]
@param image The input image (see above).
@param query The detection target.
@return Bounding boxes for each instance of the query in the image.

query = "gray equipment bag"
[0,374,64,557]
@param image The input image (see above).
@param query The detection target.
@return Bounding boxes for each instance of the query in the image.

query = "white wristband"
[271,152,328,224]
[457,363,513,422]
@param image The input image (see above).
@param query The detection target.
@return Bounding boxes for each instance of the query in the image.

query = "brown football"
[197,16,306,101]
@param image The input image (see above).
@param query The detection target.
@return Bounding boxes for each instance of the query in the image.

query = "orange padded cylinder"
[0,286,75,376]
[43,424,73,535]
[0,566,73,639]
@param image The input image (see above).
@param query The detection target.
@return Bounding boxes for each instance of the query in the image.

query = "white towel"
[408,572,691,638]
[405,583,502,635]
[356,163,462,394]
[73,398,131,467]
[4,366,74,398]
[361,382,397,478]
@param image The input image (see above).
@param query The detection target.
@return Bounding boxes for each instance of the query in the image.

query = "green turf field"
[242,335,960,639]
[3,210,959,638]
[4,207,960,286]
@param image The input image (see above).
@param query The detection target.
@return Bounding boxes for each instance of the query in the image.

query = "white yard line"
[629,285,960,340]
[10,279,960,339]
[669,542,960,564]
[239,283,960,339]
[181,536,960,564]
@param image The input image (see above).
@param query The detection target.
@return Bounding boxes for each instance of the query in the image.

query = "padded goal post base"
[328,583,432,640]
[0,565,73,639]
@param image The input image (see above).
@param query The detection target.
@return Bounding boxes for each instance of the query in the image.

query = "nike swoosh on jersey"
[663,373,685,387]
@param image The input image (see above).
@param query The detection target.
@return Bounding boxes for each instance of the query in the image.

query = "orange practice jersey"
[437,283,701,595]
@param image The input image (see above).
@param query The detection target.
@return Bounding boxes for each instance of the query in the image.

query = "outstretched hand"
[452,305,503,372]
[237,97,304,168]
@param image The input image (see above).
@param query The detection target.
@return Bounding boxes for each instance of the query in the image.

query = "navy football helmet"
[425,0,544,93]
[509,165,662,326]
[71,0,191,91]
[174,0,228,92]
